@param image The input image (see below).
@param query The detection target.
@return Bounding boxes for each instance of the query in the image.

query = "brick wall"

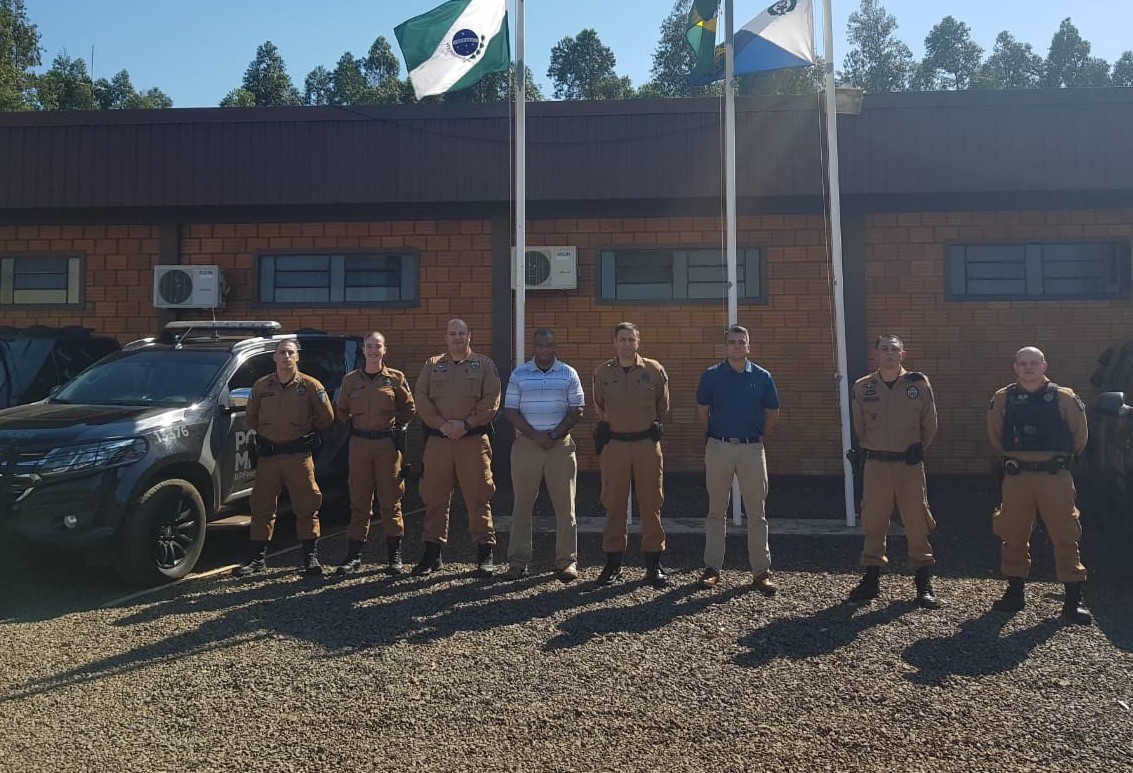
[0,225,160,341]
[863,209,1133,474]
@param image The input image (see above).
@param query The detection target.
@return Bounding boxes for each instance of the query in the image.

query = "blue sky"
[28,0,1133,107]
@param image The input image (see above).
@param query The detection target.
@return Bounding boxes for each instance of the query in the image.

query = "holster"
[248,441,259,469]
[905,442,924,466]
[845,448,865,475]
[392,425,408,455]
[593,421,611,455]
[650,420,664,442]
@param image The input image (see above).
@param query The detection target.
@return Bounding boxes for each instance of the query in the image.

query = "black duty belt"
[609,428,653,442]
[258,436,316,457]
[708,434,762,444]
[864,449,907,462]
[427,425,489,438]
[351,428,395,440]
[1004,457,1070,475]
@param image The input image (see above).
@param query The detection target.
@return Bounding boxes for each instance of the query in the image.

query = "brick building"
[1,89,1131,476]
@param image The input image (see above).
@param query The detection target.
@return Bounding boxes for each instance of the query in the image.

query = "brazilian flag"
[686,0,721,77]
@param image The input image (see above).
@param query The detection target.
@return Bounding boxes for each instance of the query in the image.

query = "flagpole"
[723,0,743,528]
[514,0,526,366]
[820,0,857,527]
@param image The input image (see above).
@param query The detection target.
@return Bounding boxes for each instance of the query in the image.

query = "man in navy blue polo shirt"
[695,325,780,595]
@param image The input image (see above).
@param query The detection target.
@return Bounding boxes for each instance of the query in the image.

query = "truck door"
[216,351,276,503]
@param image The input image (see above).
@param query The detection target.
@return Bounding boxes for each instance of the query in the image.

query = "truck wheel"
[115,479,207,586]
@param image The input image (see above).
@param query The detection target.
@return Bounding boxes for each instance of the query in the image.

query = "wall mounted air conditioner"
[153,265,225,309]
[510,246,578,290]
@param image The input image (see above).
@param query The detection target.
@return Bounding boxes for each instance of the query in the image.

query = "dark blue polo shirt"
[696,360,780,440]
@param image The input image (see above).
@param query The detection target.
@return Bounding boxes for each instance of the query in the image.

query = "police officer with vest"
[592,322,670,588]
[987,346,1091,625]
[412,318,501,578]
[847,335,942,608]
[235,338,335,576]
[334,331,416,576]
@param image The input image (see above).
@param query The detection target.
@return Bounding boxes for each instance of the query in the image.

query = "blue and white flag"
[690,0,816,84]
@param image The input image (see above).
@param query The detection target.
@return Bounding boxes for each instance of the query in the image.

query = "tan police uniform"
[593,354,669,554]
[988,379,1088,583]
[851,369,939,569]
[246,371,334,542]
[415,351,501,546]
[337,365,416,542]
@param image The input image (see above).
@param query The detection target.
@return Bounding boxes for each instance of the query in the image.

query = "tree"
[1113,51,1133,87]
[913,16,983,90]
[641,0,710,98]
[0,0,40,110]
[230,41,301,106]
[1044,18,1110,88]
[93,69,171,109]
[219,88,257,107]
[438,64,543,103]
[547,28,634,100]
[35,51,96,110]
[842,0,914,93]
[303,65,333,106]
[330,52,367,104]
[360,36,403,104]
[736,62,823,96]
[976,31,1043,90]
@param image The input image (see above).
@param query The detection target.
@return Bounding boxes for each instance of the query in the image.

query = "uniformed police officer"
[334,331,416,576]
[593,322,670,588]
[987,346,1091,625]
[235,338,335,577]
[847,335,942,608]
[411,319,501,578]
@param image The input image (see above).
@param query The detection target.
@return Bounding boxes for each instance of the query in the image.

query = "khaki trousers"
[859,460,936,570]
[506,434,578,570]
[703,438,770,573]
[346,436,405,542]
[421,433,496,546]
[994,470,1087,582]
[599,439,665,554]
[250,453,321,542]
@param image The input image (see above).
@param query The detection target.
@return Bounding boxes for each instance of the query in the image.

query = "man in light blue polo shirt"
[501,328,585,582]
[696,325,780,595]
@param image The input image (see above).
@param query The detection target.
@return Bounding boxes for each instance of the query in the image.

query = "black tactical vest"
[1002,382,1072,453]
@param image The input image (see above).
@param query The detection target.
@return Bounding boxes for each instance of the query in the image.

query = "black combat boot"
[411,541,443,577]
[335,539,365,576]
[991,576,1025,613]
[475,543,495,578]
[233,541,269,577]
[914,566,943,610]
[848,565,881,601]
[1061,582,1093,625]
[595,552,624,586]
[386,536,406,575]
[301,539,323,577]
[643,552,669,589]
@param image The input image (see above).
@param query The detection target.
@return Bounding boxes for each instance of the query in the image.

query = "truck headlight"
[37,438,148,478]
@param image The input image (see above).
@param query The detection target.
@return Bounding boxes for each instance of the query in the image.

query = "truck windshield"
[52,349,230,407]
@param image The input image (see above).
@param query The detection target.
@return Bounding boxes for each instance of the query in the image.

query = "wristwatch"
[549,429,560,440]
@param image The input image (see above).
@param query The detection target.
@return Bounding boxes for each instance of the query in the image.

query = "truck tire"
[115,478,207,586]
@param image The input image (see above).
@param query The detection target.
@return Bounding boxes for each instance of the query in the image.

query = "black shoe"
[301,539,323,577]
[1061,582,1093,625]
[992,577,1025,613]
[475,544,495,578]
[336,539,366,576]
[232,541,268,577]
[699,567,721,589]
[595,552,624,586]
[386,536,406,576]
[644,552,669,589]
[848,566,880,601]
[411,542,443,577]
[914,567,943,610]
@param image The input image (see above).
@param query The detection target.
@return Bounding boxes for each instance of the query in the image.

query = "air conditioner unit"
[153,265,225,309]
[510,246,577,290]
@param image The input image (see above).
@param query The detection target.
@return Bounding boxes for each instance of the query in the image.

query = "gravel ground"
[1,474,1131,773]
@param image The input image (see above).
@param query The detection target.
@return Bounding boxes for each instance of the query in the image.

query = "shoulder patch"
[905,371,925,382]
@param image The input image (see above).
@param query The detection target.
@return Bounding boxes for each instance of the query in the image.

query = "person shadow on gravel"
[733,599,911,669]
[900,611,1060,686]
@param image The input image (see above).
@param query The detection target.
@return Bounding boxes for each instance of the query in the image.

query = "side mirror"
[226,387,252,411]
[1096,391,1130,418]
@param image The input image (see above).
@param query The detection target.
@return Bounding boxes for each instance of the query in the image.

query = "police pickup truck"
[0,321,361,585]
